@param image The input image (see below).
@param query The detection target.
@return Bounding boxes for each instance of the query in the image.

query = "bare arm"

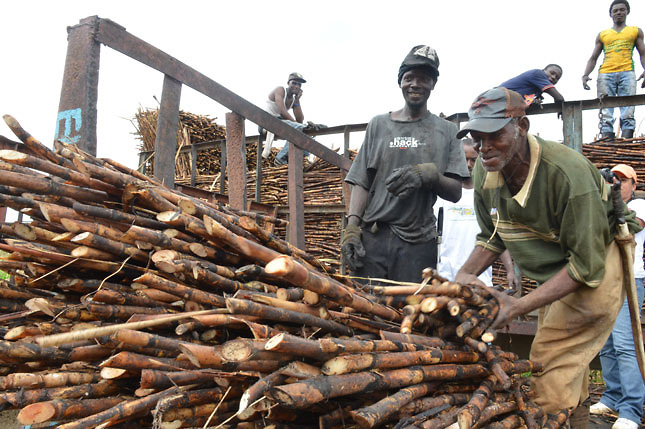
[544,87,564,102]
[499,250,521,291]
[269,87,296,122]
[489,266,582,329]
[582,34,603,90]
[434,174,462,203]
[456,246,501,286]
[635,28,645,87]
[293,89,304,123]
[346,184,369,227]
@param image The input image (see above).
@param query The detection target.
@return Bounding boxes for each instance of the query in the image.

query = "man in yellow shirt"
[582,0,645,139]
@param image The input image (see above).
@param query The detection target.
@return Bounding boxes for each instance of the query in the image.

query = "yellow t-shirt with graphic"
[599,26,638,73]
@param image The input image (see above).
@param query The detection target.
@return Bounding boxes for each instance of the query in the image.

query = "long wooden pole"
[36,309,222,347]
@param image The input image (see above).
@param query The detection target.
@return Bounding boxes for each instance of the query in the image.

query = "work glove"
[340,224,365,272]
[385,163,439,199]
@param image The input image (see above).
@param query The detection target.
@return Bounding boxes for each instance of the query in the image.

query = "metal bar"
[154,75,182,188]
[446,112,469,127]
[304,123,367,137]
[562,101,583,153]
[340,126,351,275]
[190,143,197,187]
[255,133,263,203]
[56,16,102,155]
[137,151,147,174]
[94,18,351,171]
[343,126,351,157]
[225,112,246,211]
[446,95,645,122]
[137,128,370,157]
[276,204,347,215]
[287,146,305,250]
[341,126,352,211]
[175,184,279,215]
[219,140,227,195]
[139,136,262,156]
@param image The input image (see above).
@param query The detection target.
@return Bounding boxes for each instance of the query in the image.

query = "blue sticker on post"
[55,108,82,144]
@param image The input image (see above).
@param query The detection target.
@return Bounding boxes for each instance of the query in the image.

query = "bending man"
[454,87,641,428]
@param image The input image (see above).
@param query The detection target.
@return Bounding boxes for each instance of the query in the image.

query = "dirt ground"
[0,410,20,429]
[589,383,645,429]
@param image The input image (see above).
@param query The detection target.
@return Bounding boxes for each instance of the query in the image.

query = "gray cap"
[456,87,527,139]
[398,45,440,84]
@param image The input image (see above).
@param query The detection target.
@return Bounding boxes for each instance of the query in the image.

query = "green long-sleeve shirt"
[473,134,641,287]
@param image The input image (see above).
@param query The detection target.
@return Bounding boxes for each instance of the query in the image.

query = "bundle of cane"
[0,115,562,428]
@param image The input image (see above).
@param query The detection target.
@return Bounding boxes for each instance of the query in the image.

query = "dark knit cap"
[397,45,440,84]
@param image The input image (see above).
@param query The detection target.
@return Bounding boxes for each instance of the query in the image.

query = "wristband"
[293,104,300,107]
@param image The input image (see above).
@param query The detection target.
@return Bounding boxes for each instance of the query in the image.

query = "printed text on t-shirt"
[389,137,425,149]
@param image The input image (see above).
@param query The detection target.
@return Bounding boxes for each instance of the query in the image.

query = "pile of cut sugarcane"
[583,136,645,191]
[0,114,567,428]
[134,108,228,179]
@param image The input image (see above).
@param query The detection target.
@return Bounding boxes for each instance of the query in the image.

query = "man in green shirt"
[454,87,641,428]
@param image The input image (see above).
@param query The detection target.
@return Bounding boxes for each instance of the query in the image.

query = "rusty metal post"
[225,112,247,211]
[220,141,227,195]
[340,126,352,275]
[137,152,147,174]
[255,134,263,203]
[287,146,305,249]
[56,16,102,155]
[0,207,6,223]
[154,75,182,188]
[190,144,197,187]
[562,101,583,153]
[341,126,352,211]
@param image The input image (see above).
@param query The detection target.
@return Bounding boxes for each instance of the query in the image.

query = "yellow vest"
[599,26,638,73]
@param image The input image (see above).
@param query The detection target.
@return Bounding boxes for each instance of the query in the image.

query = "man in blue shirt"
[499,65,565,106]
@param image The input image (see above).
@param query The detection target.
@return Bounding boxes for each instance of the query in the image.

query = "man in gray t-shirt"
[342,45,469,284]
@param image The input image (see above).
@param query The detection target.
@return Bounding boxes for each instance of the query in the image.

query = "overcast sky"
[2,0,645,169]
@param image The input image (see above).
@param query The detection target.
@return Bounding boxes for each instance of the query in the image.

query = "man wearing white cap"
[454,86,641,428]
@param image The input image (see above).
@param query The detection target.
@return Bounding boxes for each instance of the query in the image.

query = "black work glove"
[340,224,365,272]
[385,163,440,199]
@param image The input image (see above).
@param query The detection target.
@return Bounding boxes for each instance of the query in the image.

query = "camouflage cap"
[456,87,527,139]
[288,72,306,83]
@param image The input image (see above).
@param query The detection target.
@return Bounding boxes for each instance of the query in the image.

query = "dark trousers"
[355,223,437,285]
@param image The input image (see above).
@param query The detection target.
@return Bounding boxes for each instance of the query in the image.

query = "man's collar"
[481,134,541,207]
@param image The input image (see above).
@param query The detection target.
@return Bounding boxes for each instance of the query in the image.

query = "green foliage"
[0,250,8,280]
[589,369,604,385]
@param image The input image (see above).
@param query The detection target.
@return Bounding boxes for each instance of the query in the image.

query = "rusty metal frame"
[56,16,645,252]
[56,16,351,249]
[447,95,645,152]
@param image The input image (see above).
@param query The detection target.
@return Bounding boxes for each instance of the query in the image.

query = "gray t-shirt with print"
[345,111,469,243]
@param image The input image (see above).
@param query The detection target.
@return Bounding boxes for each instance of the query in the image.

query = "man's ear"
[430,77,437,90]
[518,116,530,135]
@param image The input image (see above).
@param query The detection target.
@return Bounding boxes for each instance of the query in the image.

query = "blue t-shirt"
[499,69,554,105]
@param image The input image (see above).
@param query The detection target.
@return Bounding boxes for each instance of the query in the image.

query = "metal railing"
[54,16,351,249]
[54,16,645,249]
